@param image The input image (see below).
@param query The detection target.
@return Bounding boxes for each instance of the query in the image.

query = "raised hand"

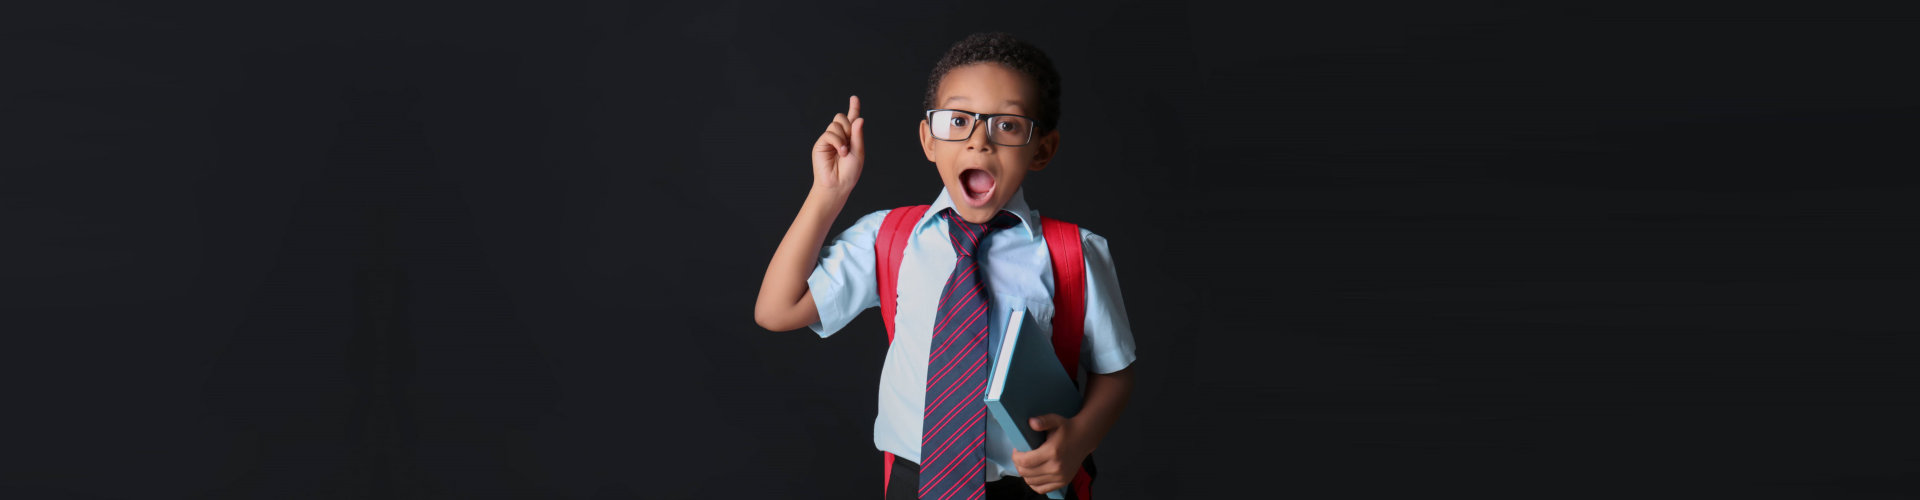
[810,95,866,197]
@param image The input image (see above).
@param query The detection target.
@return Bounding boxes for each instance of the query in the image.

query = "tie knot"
[938,208,1020,257]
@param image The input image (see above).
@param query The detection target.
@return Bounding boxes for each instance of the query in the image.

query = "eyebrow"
[941,96,1027,110]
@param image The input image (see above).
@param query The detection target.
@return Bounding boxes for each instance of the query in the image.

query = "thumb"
[1029,414,1066,432]
[850,117,865,155]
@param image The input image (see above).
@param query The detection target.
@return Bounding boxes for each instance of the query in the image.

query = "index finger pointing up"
[847,95,860,122]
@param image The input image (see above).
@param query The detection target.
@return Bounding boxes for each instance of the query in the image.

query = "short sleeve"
[805,209,892,338]
[1078,228,1138,374]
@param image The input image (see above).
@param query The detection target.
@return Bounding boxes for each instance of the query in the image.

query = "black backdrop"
[5,1,1917,498]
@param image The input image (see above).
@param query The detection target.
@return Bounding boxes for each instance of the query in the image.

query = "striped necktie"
[919,208,1021,500]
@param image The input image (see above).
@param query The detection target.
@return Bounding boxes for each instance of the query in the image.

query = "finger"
[1023,474,1064,493]
[829,114,852,155]
[1030,414,1066,432]
[1011,448,1036,468]
[832,113,851,134]
[830,131,849,156]
[817,133,846,154]
[847,95,860,122]
[850,117,865,154]
[1015,443,1057,470]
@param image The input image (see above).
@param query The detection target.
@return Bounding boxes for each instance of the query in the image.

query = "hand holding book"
[1012,413,1094,497]
[985,309,1084,498]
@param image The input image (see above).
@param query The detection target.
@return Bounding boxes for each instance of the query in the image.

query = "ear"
[1027,129,1060,172]
[919,119,938,163]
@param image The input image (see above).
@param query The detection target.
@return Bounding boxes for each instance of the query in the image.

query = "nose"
[964,121,993,153]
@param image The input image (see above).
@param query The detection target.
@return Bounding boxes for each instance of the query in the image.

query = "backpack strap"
[1040,216,1086,385]
[1043,216,1096,500]
[875,205,927,497]
[876,205,930,343]
[881,451,895,497]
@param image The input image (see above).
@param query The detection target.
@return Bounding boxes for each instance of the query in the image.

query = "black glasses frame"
[923,109,1043,147]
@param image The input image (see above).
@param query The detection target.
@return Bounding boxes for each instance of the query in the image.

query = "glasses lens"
[928,110,974,141]
[986,116,1034,145]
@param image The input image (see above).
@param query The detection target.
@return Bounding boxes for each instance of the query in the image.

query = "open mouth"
[958,168,996,207]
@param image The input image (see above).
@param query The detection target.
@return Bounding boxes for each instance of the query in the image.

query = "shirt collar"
[920,185,1041,240]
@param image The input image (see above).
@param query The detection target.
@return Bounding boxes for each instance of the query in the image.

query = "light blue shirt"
[806,186,1137,481]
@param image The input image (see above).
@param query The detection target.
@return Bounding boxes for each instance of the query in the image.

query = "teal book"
[984,308,1082,500]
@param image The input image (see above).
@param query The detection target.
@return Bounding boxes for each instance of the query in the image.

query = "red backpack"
[873,205,1095,499]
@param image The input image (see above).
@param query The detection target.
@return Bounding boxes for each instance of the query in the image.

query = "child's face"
[920,62,1060,224]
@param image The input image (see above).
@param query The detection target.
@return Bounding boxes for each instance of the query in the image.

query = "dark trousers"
[884,453,1063,500]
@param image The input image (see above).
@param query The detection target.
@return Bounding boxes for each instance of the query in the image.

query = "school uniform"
[807,186,1137,497]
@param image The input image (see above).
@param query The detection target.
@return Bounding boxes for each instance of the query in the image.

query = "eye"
[996,121,1016,132]
[949,116,968,127]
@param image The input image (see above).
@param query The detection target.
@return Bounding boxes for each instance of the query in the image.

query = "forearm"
[1067,365,1134,453]
[753,186,848,331]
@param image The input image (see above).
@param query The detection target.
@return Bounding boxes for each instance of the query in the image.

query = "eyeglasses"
[924,109,1043,147]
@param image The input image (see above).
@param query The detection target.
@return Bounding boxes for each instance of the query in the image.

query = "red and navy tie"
[920,208,1021,500]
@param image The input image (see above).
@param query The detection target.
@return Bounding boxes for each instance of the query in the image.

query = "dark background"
[5,1,1917,498]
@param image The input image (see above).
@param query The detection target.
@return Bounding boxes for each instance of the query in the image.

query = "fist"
[810,95,865,196]
[1011,414,1088,495]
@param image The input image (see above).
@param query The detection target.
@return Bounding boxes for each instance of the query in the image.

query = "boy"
[755,33,1136,500]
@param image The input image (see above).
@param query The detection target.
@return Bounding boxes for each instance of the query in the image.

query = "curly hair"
[922,32,1063,133]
